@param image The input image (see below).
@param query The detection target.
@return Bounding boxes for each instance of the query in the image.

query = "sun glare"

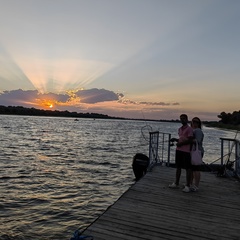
[12,57,114,94]
[37,98,55,109]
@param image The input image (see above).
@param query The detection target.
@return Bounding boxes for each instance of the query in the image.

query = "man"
[169,114,193,193]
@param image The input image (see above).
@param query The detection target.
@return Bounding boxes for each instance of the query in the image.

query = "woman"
[190,117,204,191]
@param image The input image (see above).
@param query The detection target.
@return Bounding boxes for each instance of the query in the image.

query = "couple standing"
[169,114,204,193]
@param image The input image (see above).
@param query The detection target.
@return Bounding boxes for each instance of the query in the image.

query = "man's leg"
[176,168,181,185]
[186,168,192,187]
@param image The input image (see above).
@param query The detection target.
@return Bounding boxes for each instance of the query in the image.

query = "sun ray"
[10,56,114,94]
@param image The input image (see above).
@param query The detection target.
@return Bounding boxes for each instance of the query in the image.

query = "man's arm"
[176,136,194,147]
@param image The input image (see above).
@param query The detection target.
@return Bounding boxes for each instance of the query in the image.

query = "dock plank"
[82,166,240,240]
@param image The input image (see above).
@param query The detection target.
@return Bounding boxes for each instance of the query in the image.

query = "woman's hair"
[191,117,202,129]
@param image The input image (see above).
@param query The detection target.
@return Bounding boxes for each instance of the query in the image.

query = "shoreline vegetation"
[0,105,122,120]
[0,105,240,131]
[204,122,240,132]
[205,110,240,132]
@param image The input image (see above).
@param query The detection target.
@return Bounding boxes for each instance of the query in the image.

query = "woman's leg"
[194,171,201,187]
[186,168,192,187]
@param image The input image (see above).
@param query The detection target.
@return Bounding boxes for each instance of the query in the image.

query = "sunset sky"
[0,0,239,121]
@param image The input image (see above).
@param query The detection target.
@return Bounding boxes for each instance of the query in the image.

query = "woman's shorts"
[175,150,191,169]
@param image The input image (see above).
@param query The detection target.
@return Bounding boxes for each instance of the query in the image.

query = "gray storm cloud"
[0,89,39,105]
[0,89,69,105]
[75,88,121,104]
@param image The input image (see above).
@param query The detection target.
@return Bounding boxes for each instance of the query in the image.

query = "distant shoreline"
[1,105,239,131]
[0,105,123,120]
[204,121,240,132]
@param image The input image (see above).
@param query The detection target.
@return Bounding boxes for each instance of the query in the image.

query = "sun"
[38,99,55,109]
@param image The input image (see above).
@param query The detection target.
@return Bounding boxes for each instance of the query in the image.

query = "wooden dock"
[82,166,240,240]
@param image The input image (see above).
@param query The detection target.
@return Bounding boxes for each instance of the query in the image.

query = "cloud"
[39,92,69,102]
[75,88,121,104]
[118,98,179,106]
[0,89,70,107]
[0,89,39,105]
[1,87,219,121]
[0,88,124,108]
[0,88,180,118]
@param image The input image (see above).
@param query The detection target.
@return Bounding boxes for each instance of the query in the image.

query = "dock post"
[235,140,240,178]
[221,138,224,166]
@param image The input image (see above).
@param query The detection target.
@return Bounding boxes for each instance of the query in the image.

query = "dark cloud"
[118,98,180,106]
[39,92,69,102]
[0,89,69,106]
[140,101,180,106]
[0,89,39,105]
[139,101,170,106]
[172,102,180,106]
[75,88,121,103]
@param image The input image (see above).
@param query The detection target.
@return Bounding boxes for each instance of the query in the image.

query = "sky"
[0,0,239,121]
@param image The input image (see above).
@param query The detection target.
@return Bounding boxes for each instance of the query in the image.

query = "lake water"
[0,115,237,240]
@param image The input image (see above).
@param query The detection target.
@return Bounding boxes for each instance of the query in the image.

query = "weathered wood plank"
[82,166,240,240]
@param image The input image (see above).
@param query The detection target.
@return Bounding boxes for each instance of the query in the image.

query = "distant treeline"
[218,111,240,125]
[205,110,240,131]
[0,105,122,120]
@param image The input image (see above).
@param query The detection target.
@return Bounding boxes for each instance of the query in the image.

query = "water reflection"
[0,115,237,239]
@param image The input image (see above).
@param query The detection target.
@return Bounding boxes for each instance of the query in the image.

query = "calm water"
[0,115,237,240]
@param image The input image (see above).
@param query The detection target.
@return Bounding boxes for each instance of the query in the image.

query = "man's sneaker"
[190,185,199,192]
[182,186,190,193]
[169,183,179,189]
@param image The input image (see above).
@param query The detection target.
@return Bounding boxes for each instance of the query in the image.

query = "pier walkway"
[82,166,240,240]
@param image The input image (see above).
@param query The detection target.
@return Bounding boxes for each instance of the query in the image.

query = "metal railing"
[148,131,171,169]
[220,137,240,178]
[148,133,240,179]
